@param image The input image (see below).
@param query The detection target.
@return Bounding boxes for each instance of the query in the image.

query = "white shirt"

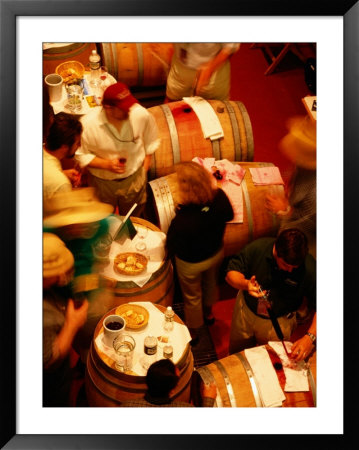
[174,43,240,70]
[43,148,72,201]
[75,103,160,180]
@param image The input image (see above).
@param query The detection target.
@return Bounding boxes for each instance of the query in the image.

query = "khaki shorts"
[229,291,297,354]
[166,54,231,101]
[88,166,147,216]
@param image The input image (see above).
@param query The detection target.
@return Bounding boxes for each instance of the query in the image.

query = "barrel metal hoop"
[223,100,241,161]
[213,360,237,408]
[149,178,168,231]
[101,43,118,81]
[88,345,144,401]
[235,101,254,161]
[43,43,91,59]
[307,366,316,406]
[259,162,281,234]
[235,353,263,407]
[211,138,221,161]
[136,43,144,86]
[160,104,181,167]
[196,366,220,407]
[241,179,254,240]
[149,177,176,233]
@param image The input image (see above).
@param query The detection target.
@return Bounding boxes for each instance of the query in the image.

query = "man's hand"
[107,158,126,174]
[265,194,289,214]
[290,334,314,361]
[63,169,81,186]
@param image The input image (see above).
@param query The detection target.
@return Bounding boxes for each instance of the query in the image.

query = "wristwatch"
[306,332,316,344]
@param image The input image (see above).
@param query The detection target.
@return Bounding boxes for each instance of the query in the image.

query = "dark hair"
[275,228,308,266]
[44,112,82,151]
[146,359,179,398]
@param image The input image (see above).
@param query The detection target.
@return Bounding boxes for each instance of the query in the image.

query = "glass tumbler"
[113,334,136,372]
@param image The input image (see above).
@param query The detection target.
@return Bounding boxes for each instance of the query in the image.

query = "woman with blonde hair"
[166,161,234,345]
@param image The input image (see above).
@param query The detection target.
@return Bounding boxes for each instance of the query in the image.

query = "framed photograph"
[1,0,356,448]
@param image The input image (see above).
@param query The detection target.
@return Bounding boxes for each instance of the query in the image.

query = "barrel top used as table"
[50,71,116,115]
[98,216,168,289]
[92,302,192,377]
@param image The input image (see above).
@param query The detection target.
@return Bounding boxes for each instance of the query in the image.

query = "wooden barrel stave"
[149,162,284,258]
[192,349,316,408]
[100,43,173,87]
[148,100,254,180]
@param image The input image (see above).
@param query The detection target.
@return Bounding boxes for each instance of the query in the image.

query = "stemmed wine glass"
[135,226,148,252]
[100,66,110,89]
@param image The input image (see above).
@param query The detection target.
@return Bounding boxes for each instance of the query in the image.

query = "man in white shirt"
[43,112,83,203]
[75,82,160,217]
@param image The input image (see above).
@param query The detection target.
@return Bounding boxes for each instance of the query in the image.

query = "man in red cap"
[75,82,160,216]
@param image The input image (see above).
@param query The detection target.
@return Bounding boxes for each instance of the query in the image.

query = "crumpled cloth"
[268,341,309,392]
[244,346,286,407]
[100,216,167,287]
[183,96,224,140]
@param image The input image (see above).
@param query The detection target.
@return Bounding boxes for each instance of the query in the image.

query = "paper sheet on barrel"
[183,96,224,140]
[244,346,286,407]
[100,216,167,287]
[95,302,192,376]
[268,341,310,392]
[192,157,244,223]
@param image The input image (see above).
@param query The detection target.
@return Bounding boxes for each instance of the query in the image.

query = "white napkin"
[249,166,284,185]
[101,216,167,287]
[183,96,224,140]
[95,302,192,376]
[244,346,286,407]
[268,341,309,392]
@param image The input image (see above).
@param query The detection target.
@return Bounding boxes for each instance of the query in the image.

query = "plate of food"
[115,303,149,330]
[114,252,148,276]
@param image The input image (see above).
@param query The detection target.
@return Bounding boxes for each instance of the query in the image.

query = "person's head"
[43,233,74,288]
[175,161,216,206]
[102,82,138,121]
[43,187,113,239]
[273,228,309,271]
[44,112,83,158]
[279,115,316,170]
[146,359,180,398]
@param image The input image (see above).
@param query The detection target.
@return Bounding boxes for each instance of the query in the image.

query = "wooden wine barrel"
[191,347,316,407]
[43,43,97,76]
[99,217,174,308]
[85,305,194,406]
[148,162,284,257]
[99,43,173,87]
[147,99,254,180]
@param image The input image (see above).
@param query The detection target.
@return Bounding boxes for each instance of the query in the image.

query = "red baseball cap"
[102,82,138,112]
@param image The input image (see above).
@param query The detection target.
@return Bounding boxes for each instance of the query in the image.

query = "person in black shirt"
[166,162,234,344]
[225,228,316,361]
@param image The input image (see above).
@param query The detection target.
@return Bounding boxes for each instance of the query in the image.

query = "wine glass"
[135,226,148,252]
[100,66,110,88]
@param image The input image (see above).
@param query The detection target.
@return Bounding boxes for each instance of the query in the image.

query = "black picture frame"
[1,0,357,448]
